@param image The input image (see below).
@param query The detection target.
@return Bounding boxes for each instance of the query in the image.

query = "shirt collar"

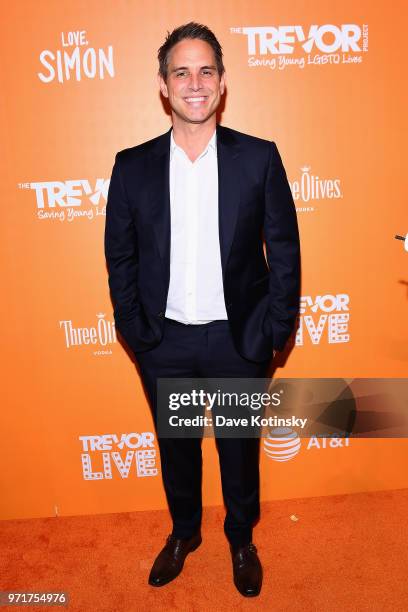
[170,128,217,161]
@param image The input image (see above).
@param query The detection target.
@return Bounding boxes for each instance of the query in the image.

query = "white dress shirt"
[165,128,228,324]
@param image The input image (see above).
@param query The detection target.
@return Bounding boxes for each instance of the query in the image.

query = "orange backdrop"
[1,0,407,520]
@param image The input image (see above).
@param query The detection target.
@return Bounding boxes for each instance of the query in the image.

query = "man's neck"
[171,118,216,163]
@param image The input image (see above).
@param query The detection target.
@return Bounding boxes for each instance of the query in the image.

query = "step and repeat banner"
[1,1,407,520]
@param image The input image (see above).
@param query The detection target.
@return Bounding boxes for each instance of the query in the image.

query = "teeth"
[185,97,206,102]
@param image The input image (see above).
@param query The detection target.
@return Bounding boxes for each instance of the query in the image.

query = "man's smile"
[183,96,208,105]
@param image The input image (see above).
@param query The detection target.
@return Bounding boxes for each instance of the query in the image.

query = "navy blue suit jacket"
[104,124,300,363]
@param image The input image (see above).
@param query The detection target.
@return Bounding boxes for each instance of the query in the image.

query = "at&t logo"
[263,427,350,462]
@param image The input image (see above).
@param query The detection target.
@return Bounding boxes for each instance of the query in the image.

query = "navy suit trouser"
[134,316,271,548]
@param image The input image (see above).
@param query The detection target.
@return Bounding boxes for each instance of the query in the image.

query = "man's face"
[158,38,225,125]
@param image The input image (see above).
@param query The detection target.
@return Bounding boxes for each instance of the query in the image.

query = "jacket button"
[157,311,165,319]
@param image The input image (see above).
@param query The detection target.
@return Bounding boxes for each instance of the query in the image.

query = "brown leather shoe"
[148,532,202,587]
[230,542,262,597]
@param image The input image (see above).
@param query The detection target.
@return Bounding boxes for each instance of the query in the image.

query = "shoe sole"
[233,578,261,597]
[234,587,261,597]
[148,537,202,587]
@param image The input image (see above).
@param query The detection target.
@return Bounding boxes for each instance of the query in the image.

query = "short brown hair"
[158,22,225,80]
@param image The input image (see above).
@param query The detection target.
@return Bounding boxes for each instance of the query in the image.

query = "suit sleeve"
[104,153,141,340]
[263,142,301,351]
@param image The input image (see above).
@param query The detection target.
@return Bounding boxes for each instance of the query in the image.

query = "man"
[104,22,300,597]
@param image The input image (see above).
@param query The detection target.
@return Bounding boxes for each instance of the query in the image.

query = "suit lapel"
[148,124,241,286]
[149,128,171,285]
[216,124,241,277]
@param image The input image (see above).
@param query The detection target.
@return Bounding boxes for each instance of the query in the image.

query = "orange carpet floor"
[1,489,408,612]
